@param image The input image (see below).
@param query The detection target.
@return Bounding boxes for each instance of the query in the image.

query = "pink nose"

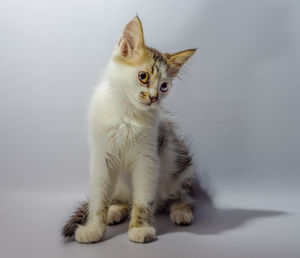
[150,96,158,103]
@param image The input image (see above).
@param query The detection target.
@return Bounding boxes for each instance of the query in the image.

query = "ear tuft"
[118,16,145,58]
[166,49,196,77]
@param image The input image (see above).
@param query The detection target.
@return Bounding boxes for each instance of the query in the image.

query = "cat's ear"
[165,49,196,77]
[118,16,145,58]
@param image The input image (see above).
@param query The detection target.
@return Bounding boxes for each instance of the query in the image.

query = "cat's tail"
[61,201,89,238]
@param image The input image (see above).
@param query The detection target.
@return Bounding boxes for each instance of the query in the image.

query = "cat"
[62,16,199,243]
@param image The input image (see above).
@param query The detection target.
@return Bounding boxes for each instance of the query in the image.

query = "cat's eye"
[160,82,169,93]
[138,71,149,84]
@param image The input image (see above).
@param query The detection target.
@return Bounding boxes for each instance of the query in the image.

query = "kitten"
[62,16,198,243]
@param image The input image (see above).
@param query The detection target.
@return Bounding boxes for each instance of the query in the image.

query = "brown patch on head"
[114,43,156,68]
[133,47,168,88]
[149,47,166,72]
[115,17,195,83]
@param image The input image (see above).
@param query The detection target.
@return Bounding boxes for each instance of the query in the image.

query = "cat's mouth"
[140,102,151,106]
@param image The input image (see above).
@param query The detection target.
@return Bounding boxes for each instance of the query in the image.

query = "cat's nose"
[150,96,158,103]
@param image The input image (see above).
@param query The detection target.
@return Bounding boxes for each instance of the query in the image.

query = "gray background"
[0,0,299,257]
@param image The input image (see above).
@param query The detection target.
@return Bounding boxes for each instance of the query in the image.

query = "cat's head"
[110,16,196,111]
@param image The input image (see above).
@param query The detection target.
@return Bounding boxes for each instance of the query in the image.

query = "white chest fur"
[107,118,144,150]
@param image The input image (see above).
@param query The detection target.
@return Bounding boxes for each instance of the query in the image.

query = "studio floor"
[1,189,299,258]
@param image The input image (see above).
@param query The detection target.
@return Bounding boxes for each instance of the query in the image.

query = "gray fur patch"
[157,117,193,175]
[157,120,169,154]
[172,135,193,176]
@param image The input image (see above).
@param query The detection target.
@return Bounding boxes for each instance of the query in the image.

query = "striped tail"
[62,201,89,238]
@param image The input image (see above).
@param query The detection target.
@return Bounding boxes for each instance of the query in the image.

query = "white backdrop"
[1,0,299,194]
[0,1,299,258]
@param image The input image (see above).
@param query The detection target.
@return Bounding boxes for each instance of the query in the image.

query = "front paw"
[75,224,105,243]
[128,226,156,243]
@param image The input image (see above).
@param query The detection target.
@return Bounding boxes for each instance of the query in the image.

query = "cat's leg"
[169,200,193,226]
[107,174,131,225]
[75,146,117,243]
[107,202,129,225]
[128,154,158,243]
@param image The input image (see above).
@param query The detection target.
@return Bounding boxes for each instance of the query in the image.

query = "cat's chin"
[137,102,158,111]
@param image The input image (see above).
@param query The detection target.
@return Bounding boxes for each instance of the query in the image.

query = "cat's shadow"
[103,201,287,241]
[154,203,287,236]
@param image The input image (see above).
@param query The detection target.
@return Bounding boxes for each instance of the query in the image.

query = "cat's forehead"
[145,47,168,80]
